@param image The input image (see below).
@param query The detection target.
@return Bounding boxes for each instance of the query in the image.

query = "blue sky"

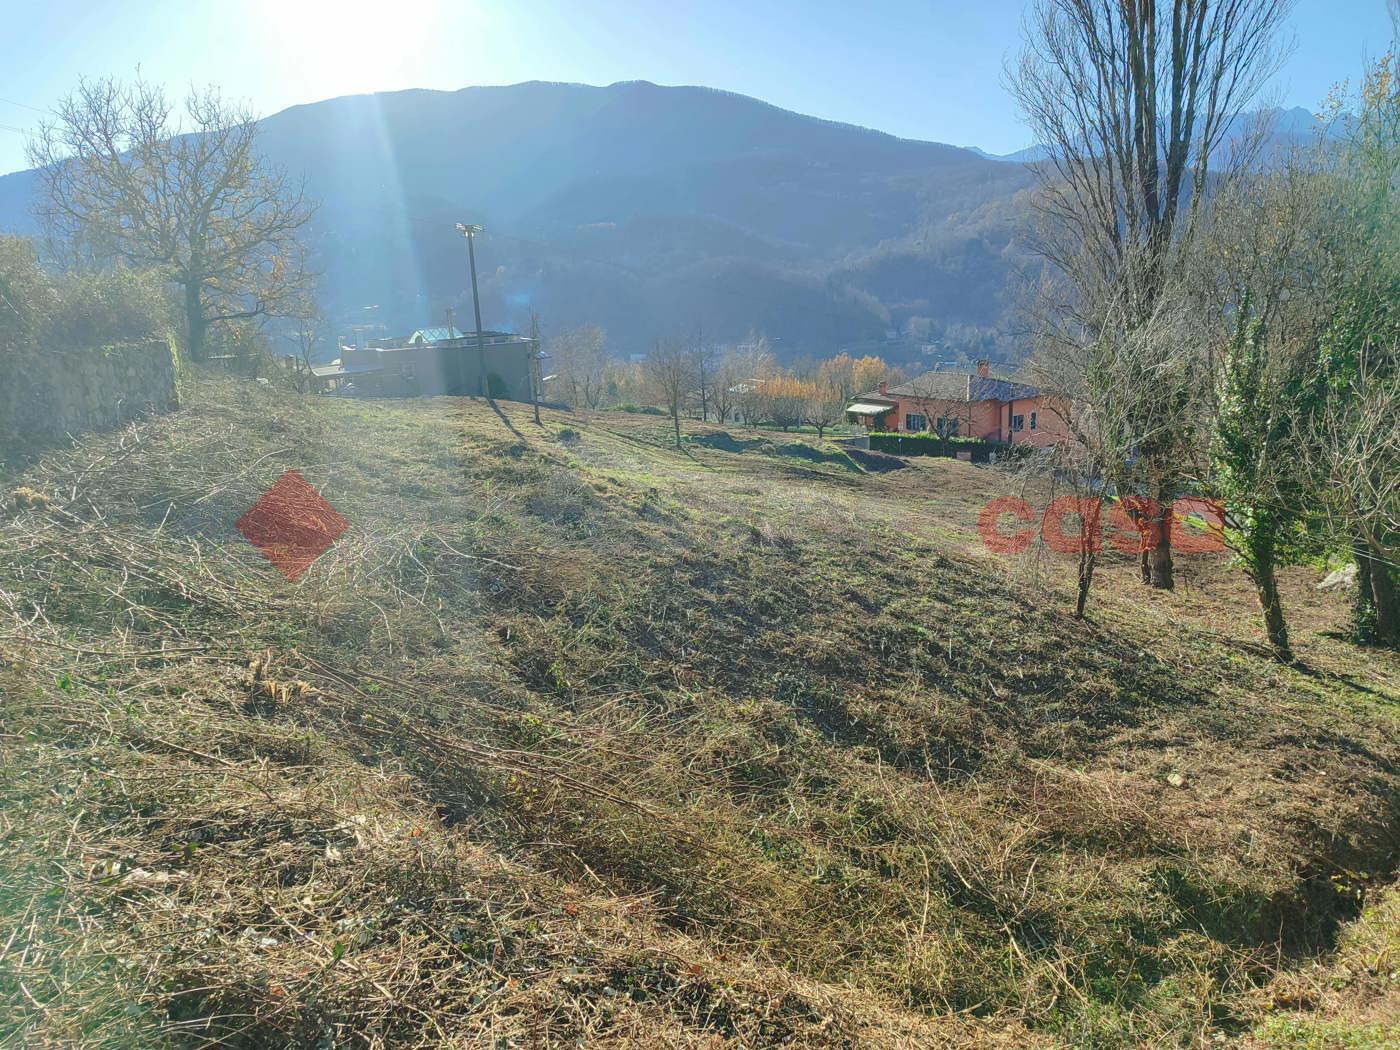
[0,0,1394,174]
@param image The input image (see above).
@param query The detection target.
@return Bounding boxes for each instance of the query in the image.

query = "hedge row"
[868,432,1013,462]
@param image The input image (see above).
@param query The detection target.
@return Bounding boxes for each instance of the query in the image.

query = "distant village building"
[845,360,1068,447]
[312,328,541,401]
[407,326,465,345]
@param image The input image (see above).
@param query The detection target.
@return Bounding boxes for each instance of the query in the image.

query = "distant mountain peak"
[967,104,1332,164]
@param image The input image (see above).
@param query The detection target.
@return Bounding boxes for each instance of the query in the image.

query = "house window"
[905,413,927,432]
[935,417,960,437]
[1011,413,1025,432]
[1029,411,1037,431]
[400,362,416,379]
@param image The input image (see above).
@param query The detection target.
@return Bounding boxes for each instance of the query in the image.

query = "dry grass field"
[1,372,1396,1048]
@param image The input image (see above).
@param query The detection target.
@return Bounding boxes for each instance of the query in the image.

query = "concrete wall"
[350,341,535,401]
[0,339,179,442]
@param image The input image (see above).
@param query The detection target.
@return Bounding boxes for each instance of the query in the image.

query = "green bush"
[868,431,1015,461]
[0,235,172,353]
[0,237,59,350]
[48,266,173,349]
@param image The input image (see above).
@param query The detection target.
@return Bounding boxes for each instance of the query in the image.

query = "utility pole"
[528,308,543,426]
[695,320,708,422]
[455,222,486,394]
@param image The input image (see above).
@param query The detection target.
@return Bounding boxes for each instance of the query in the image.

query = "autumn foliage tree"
[758,375,811,431]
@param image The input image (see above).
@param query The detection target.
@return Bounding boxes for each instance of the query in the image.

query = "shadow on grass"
[483,397,525,441]
[0,430,84,484]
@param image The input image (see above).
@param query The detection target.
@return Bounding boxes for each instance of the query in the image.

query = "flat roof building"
[313,329,541,402]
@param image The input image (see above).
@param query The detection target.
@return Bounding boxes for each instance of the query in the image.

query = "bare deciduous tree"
[29,76,316,362]
[711,353,740,425]
[646,338,698,449]
[1027,302,1145,618]
[803,378,847,440]
[903,372,978,451]
[1307,331,1400,645]
[291,305,325,395]
[730,333,776,427]
[691,326,718,422]
[758,375,809,432]
[1010,0,1294,589]
[549,324,609,410]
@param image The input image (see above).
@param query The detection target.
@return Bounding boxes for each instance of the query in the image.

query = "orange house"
[845,361,1069,448]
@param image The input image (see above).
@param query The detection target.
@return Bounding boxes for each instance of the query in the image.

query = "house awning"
[846,401,895,416]
[310,362,383,378]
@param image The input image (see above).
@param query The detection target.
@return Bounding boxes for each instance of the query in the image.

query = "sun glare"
[257,0,457,100]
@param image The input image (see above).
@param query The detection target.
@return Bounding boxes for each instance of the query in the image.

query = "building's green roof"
[409,326,466,343]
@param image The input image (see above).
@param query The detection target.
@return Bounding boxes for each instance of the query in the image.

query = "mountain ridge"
[7,85,1321,361]
[0,79,1036,361]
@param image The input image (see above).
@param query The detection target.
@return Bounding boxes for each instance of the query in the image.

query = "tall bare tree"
[291,304,325,395]
[691,324,718,422]
[28,77,316,362]
[549,324,609,410]
[1028,294,1155,617]
[711,352,740,425]
[646,339,698,449]
[730,333,776,427]
[802,374,847,440]
[1010,0,1293,589]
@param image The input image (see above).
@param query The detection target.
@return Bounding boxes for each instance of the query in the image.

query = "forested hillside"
[0,80,1034,360]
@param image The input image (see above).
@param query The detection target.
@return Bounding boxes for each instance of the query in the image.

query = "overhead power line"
[0,95,48,115]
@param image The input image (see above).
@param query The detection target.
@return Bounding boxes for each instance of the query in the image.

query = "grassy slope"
[0,373,1397,1048]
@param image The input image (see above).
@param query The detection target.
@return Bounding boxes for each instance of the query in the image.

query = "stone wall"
[0,339,179,442]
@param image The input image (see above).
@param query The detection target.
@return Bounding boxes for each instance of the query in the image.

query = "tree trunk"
[1075,498,1102,619]
[1075,549,1097,619]
[672,409,682,450]
[1367,536,1400,648]
[183,282,206,362]
[1355,536,1377,643]
[1354,534,1400,647]
[1252,561,1292,662]
[1147,502,1174,590]
[1125,502,1152,583]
